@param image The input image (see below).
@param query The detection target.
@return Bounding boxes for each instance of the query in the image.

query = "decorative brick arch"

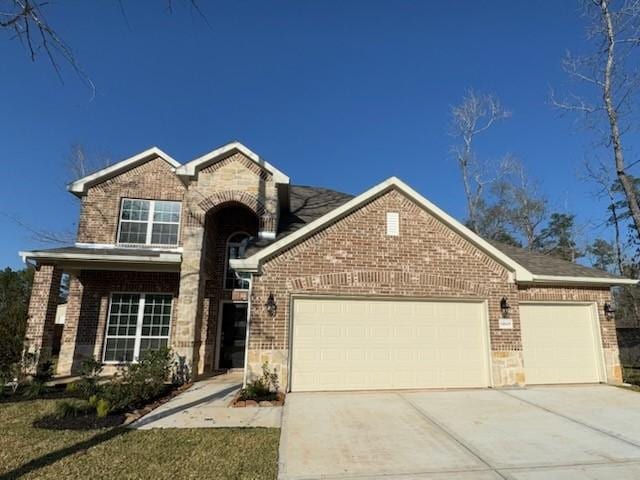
[286,270,490,297]
[194,190,275,233]
[197,190,267,216]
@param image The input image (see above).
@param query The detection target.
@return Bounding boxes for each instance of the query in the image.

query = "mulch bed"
[30,382,193,430]
[231,392,285,408]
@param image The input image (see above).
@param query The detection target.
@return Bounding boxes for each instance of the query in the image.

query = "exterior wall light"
[604,302,615,320]
[500,297,511,318]
[266,293,277,317]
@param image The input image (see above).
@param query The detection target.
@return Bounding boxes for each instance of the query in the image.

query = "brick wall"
[57,270,180,375]
[76,156,186,245]
[518,284,622,383]
[25,264,62,361]
[249,189,524,386]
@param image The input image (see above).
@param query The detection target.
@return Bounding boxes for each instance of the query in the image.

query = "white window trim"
[116,198,182,248]
[224,231,251,291]
[102,292,173,364]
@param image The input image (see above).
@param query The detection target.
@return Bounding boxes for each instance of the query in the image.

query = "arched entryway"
[199,202,259,374]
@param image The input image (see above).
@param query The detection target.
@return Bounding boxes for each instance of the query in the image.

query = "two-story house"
[21,141,637,391]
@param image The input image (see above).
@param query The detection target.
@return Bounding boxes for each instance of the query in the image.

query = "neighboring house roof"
[175,141,290,184]
[232,177,637,286]
[68,147,181,197]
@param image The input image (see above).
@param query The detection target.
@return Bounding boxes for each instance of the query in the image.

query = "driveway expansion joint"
[497,388,640,451]
[396,393,508,480]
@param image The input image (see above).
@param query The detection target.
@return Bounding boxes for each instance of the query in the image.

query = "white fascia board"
[19,250,182,264]
[175,141,290,184]
[230,176,533,280]
[526,274,639,287]
[67,147,181,196]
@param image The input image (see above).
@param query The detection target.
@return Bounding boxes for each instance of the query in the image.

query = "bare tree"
[1,0,207,95]
[68,144,111,180]
[0,0,93,91]
[503,159,548,249]
[450,89,511,232]
[584,160,626,274]
[553,0,640,247]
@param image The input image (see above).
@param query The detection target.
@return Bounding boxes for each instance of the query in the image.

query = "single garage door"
[290,297,490,392]
[520,303,604,384]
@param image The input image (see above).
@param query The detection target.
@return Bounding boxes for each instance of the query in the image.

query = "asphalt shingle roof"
[25,184,626,280]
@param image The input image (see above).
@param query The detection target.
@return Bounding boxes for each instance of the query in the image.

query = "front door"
[219,302,248,369]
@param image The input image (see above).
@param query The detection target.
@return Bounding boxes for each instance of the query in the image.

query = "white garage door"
[520,303,604,385]
[290,297,490,392]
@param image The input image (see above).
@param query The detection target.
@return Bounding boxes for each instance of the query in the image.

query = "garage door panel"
[521,304,602,385]
[291,298,490,391]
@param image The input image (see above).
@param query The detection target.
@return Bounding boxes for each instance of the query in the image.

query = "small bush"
[96,398,111,418]
[69,357,104,400]
[65,382,78,394]
[101,347,173,413]
[54,399,95,419]
[240,362,280,401]
[23,381,47,399]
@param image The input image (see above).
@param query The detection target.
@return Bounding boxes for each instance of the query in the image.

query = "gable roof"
[175,141,290,184]
[231,176,534,281]
[68,147,181,197]
[487,240,628,284]
[231,177,638,286]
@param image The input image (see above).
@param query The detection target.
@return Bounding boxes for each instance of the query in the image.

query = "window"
[386,212,399,236]
[103,293,172,363]
[224,233,251,290]
[118,199,181,246]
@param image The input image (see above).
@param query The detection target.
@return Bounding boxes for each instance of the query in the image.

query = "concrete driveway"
[279,385,640,479]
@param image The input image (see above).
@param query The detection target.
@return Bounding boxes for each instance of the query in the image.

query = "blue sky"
[0,1,615,268]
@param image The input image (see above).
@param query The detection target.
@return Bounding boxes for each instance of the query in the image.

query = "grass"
[0,397,280,479]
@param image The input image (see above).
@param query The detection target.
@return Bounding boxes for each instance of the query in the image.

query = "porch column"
[25,264,62,362]
[57,272,83,376]
[174,210,206,377]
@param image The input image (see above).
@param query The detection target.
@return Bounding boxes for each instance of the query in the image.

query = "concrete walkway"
[279,385,640,479]
[132,372,282,429]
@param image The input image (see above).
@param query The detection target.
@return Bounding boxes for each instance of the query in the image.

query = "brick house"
[20,142,638,391]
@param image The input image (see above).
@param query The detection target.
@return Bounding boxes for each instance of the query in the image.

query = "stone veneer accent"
[175,152,279,373]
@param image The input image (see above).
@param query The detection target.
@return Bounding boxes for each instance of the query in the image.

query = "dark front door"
[219,302,248,369]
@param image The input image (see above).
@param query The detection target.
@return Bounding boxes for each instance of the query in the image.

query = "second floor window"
[225,232,251,290]
[118,199,181,246]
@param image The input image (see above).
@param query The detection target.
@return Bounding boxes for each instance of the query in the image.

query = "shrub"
[22,358,54,399]
[101,347,173,413]
[240,362,280,401]
[96,398,111,418]
[70,357,103,399]
[65,381,78,394]
[54,399,95,419]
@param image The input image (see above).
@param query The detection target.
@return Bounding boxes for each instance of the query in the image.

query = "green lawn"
[0,397,279,479]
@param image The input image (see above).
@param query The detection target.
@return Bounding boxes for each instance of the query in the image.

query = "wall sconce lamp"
[266,293,277,317]
[604,302,615,320]
[500,297,511,318]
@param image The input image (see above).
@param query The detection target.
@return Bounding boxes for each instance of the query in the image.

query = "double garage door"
[290,297,491,391]
[290,298,605,392]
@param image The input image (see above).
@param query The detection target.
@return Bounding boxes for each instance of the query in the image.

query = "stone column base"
[491,350,525,386]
